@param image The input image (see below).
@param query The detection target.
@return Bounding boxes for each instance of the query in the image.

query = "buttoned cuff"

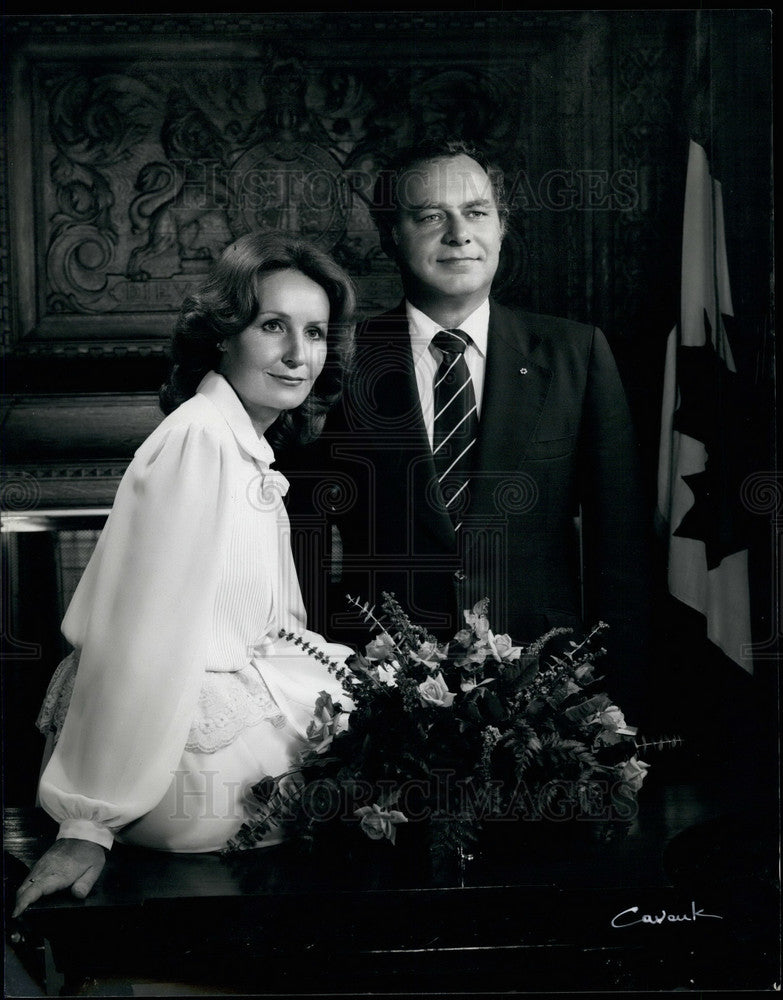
[57,818,114,850]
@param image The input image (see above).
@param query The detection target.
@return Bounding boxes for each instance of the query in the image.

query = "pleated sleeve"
[38,417,231,848]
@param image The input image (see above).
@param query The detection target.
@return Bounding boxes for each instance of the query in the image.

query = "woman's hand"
[12,838,106,917]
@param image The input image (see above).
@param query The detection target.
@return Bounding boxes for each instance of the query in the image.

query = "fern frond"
[429,813,480,864]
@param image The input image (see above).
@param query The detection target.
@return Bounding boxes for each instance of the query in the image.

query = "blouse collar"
[196,371,276,466]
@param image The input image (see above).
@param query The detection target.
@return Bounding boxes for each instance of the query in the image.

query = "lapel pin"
[519,368,528,375]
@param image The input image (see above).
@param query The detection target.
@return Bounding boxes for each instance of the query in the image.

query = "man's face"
[391,154,504,315]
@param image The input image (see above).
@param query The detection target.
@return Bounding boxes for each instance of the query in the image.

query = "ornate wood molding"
[4,11,599,362]
[1,392,161,508]
[0,463,129,512]
[5,13,582,40]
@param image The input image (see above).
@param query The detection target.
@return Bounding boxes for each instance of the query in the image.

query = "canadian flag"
[656,140,753,672]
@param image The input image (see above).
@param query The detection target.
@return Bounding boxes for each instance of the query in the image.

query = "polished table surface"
[5,768,780,996]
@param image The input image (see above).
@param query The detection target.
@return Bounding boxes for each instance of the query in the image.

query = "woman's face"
[219,268,330,435]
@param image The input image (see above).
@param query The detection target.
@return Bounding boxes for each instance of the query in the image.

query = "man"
[288,137,650,717]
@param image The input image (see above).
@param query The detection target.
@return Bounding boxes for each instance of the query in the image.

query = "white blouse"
[38,371,348,850]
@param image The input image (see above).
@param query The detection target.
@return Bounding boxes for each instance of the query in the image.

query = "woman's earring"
[217,342,226,352]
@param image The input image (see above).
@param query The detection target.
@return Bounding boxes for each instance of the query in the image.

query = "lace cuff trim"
[186,666,286,753]
[36,650,286,755]
[36,649,79,736]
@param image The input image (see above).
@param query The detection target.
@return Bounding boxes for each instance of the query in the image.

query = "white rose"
[418,672,456,708]
[597,705,627,730]
[463,603,491,639]
[620,755,650,792]
[411,640,448,669]
[487,631,522,662]
[376,663,398,687]
[354,803,408,844]
[365,632,396,660]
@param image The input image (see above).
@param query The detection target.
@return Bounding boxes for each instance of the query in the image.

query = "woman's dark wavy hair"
[159,233,356,449]
[370,137,509,261]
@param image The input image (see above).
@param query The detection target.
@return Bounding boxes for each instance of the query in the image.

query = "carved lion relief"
[30,49,530,331]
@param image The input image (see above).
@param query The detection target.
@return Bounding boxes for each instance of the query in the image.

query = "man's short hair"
[370,137,509,259]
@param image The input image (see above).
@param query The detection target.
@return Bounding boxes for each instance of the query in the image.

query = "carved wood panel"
[4,11,632,360]
[2,12,770,515]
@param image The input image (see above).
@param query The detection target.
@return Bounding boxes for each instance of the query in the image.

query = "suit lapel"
[353,303,427,462]
[355,304,455,549]
[472,302,553,489]
[358,300,552,544]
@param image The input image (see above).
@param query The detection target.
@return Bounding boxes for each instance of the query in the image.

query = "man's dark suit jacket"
[283,299,651,718]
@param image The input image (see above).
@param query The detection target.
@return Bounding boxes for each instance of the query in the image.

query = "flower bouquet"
[225,594,667,862]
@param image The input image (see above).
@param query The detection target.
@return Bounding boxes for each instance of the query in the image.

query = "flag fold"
[657,139,752,672]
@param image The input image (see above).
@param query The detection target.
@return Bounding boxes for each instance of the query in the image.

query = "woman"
[13,233,356,916]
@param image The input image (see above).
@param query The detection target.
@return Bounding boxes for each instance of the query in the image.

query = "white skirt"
[117,712,301,853]
[37,638,351,854]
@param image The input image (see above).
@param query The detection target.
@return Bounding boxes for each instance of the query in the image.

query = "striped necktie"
[431,328,478,531]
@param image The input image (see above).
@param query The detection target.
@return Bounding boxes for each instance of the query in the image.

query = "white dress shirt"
[406,298,489,447]
[38,371,350,850]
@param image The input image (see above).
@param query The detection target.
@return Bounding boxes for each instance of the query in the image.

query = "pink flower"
[365,632,396,661]
[354,803,408,844]
[418,672,456,708]
[620,755,650,792]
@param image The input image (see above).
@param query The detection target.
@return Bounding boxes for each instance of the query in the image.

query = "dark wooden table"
[4,770,780,996]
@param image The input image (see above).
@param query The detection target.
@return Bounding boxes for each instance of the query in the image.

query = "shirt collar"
[196,370,276,466]
[405,298,490,363]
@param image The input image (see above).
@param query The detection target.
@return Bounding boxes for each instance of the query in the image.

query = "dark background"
[1,11,776,806]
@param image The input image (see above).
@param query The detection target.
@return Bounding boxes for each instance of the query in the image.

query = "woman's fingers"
[71,857,105,899]
[12,865,74,917]
[12,879,47,918]
[12,839,106,917]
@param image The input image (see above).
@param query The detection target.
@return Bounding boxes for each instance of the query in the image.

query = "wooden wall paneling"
[610,11,689,343]
[3,11,624,488]
[1,392,162,508]
[3,11,756,509]
[4,13,614,363]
